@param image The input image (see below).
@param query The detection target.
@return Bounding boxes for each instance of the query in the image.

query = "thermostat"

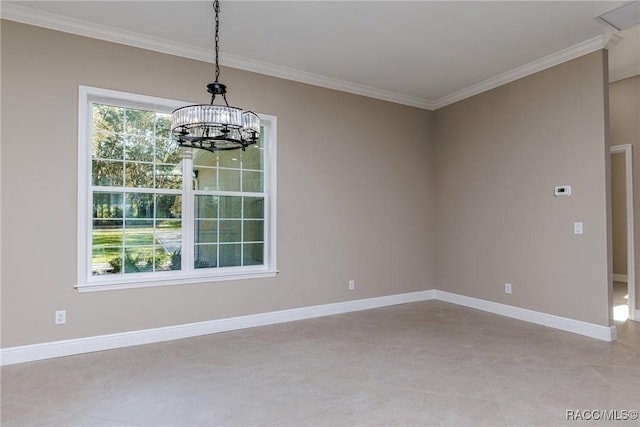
[554,185,571,196]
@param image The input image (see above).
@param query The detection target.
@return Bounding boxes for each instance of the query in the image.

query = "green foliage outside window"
[91,104,182,276]
[90,103,266,277]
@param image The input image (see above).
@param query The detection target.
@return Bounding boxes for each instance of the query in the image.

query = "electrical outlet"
[348,280,355,290]
[55,310,66,325]
[505,283,512,294]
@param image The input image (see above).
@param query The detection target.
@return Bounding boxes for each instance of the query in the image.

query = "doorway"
[610,144,635,322]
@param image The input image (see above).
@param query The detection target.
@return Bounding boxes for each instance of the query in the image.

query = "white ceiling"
[2,1,638,109]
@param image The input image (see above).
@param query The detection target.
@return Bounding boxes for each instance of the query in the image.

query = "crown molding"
[0,3,621,111]
[610,63,640,83]
[0,3,214,62]
[432,34,620,109]
[0,3,433,110]
[221,52,436,109]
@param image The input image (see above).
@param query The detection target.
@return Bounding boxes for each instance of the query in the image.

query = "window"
[78,86,277,291]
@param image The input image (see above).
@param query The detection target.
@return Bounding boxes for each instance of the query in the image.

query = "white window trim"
[77,86,277,292]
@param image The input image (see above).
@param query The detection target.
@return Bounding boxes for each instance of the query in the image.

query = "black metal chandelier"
[171,0,260,152]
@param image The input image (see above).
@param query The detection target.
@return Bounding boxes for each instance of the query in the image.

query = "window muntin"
[192,144,265,270]
[90,104,182,276]
[78,86,276,290]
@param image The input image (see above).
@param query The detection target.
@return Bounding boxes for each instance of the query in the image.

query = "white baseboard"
[435,290,616,342]
[1,288,617,366]
[0,290,436,366]
[613,274,628,283]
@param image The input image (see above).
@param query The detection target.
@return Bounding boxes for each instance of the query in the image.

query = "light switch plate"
[574,222,583,234]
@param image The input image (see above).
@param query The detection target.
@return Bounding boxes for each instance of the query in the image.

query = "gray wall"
[434,52,611,326]
[1,21,618,348]
[1,21,436,347]
[609,75,640,310]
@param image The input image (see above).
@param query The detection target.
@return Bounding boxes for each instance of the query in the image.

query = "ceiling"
[2,1,639,109]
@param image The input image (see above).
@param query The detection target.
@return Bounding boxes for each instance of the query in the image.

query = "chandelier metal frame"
[171,0,260,152]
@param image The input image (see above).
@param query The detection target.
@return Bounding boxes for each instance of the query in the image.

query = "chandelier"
[171,0,260,152]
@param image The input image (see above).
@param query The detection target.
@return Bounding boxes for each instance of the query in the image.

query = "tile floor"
[1,300,639,426]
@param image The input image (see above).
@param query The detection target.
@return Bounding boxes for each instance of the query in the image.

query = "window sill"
[76,269,278,292]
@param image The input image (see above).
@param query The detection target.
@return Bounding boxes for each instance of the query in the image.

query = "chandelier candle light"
[171,0,260,152]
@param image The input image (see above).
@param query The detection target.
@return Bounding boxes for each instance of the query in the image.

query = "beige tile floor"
[1,300,639,426]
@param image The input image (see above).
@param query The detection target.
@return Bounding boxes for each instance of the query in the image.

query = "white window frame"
[77,86,277,292]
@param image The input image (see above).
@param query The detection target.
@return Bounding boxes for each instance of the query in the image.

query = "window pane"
[193,150,217,167]
[125,162,154,188]
[92,224,123,261]
[124,247,154,273]
[125,109,154,136]
[242,145,263,171]
[243,171,263,193]
[157,195,182,219]
[155,220,182,256]
[92,222,122,248]
[93,132,123,160]
[90,222,122,276]
[243,197,264,219]
[93,220,123,246]
[93,192,123,220]
[219,196,242,219]
[243,220,264,242]
[219,168,241,192]
[167,247,181,270]
[125,219,153,228]
[195,220,217,243]
[124,228,154,245]
[155,165,182,189]
[195,167,217,191]
[125,193,154,219]
[157,219,180,229]
[155,247,170,271]
[155,115,171,139]
[219,220,241,243]
[195,244,217,269]
[125,136,154,162]
[243,243,264,266]
[92,160,123,186]
[219,151,240,169]
[92,246,122,275]
[195,195,218,218]
[156,138,180,164]
[93,104,124,133]
[219,244,241,267]
[124,220,153,247]
[155,246,180,271]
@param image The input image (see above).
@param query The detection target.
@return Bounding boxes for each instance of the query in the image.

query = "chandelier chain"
[214,0,221,83]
